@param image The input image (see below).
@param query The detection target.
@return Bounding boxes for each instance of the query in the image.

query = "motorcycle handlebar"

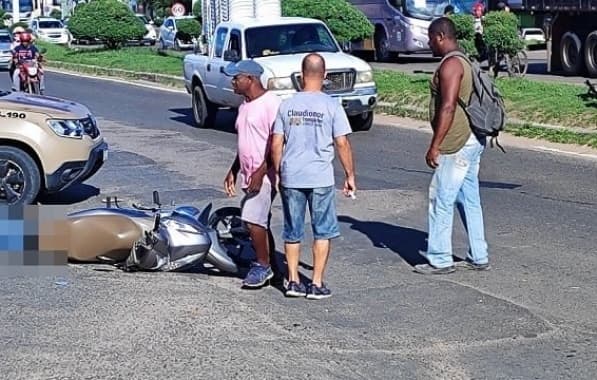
[132,203,160,212]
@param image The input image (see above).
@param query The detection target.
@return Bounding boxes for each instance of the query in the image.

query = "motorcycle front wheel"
[208,206,255,267]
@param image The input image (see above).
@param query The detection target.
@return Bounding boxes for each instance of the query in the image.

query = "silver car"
[158,16,197,50]
[0,29,13,70]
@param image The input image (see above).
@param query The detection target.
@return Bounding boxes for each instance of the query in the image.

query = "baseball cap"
[223,59,264,77]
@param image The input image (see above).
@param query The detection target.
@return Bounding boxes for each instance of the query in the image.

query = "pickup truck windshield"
[245,23,339,58]
[403,0,477,20]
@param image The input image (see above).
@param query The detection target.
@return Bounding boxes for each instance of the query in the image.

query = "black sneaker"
[306,283,332,300]
[455,260,491,271]
[284,280,307,297]
[413,263,455,275]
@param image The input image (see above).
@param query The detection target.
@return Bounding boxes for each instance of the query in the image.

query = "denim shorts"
[280,186,340,243]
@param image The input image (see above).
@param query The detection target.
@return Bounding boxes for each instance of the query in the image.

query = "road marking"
[45,68,188,94]
[533,145,597,160]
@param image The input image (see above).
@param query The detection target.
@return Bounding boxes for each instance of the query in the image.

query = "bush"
[482,11,525,55]
[448,14,478,58]
[50,9,62,20]
[175,18,200,42]
[281,0,373,43]
[68,0,147,49]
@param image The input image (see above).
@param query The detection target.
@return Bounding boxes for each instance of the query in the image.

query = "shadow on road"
[169,107,238,134]
[37,184,100,205]
[338,215,428,267]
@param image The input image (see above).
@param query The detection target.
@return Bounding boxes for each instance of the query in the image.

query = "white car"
[0,29,13,70]
[521,28,546,45]
[159,15,198,50]
[29,17,71,45]
[136,14,157,46]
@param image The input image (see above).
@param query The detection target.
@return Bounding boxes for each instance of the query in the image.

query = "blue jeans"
[426,133,489,268]
[280,186,340,243]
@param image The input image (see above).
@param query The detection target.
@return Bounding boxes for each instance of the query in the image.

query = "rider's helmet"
[20,32,32,44]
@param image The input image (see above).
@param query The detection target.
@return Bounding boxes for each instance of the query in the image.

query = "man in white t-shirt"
[223,59,283,288]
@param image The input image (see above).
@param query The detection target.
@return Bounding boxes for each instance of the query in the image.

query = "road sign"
[171,2,186,16]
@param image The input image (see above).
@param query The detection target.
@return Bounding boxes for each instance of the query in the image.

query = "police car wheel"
[0,146,41,206]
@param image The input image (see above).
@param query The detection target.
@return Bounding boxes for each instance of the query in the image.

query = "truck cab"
[183,17,378,131]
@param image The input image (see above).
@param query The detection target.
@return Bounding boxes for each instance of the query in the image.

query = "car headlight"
[47,119,84,139]
[267,77,294,91]
[356,70,374,84]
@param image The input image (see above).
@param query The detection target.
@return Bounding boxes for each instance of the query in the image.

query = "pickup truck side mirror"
[223,49,240,62]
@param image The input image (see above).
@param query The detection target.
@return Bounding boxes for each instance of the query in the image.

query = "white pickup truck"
[182,17,378,131]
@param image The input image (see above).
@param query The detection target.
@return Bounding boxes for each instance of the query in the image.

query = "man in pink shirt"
[223,60,283,288]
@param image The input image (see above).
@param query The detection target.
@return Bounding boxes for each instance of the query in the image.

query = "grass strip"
[39,42,184,76]
[374,70,597,132]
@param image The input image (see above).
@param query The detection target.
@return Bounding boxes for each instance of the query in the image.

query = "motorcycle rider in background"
[11,32,45,95]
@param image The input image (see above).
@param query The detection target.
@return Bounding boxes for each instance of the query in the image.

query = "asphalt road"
[1,72,596,379]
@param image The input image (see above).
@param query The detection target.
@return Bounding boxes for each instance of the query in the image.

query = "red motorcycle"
[18,59,42,95]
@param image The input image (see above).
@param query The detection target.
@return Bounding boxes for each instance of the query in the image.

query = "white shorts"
[240,176,275,229]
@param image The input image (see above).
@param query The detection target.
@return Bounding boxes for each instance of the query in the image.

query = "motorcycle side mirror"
[153,190,161,207]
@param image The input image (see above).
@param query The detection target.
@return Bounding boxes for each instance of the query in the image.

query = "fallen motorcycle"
[51,191,254,274]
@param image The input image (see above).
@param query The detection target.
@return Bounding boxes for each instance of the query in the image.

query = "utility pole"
[12,0,20,23]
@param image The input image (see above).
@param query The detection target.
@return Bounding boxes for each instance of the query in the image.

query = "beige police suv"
[0,90,108,205]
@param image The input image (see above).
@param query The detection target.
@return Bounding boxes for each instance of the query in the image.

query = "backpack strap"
[435,50,476,110]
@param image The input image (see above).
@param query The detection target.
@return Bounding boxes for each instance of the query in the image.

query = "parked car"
[521,28,546,46]
[0,29,13,70]
[135,14,157,46]
[158,15,197,50]
[28,17,71,45]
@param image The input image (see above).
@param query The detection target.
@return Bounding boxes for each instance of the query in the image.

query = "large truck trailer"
[509,0,597,77]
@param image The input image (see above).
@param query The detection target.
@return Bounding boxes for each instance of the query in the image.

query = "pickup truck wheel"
[0,147,41,206]
[349,112,373,132]
[192,85,217,128]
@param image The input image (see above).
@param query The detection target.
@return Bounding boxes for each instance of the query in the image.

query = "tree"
[281,0,373,44]
[482,11,525,55]
[175,18,200,43]
[448,13,478,58]
[50,9,62,20]
[68,0,147,49]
